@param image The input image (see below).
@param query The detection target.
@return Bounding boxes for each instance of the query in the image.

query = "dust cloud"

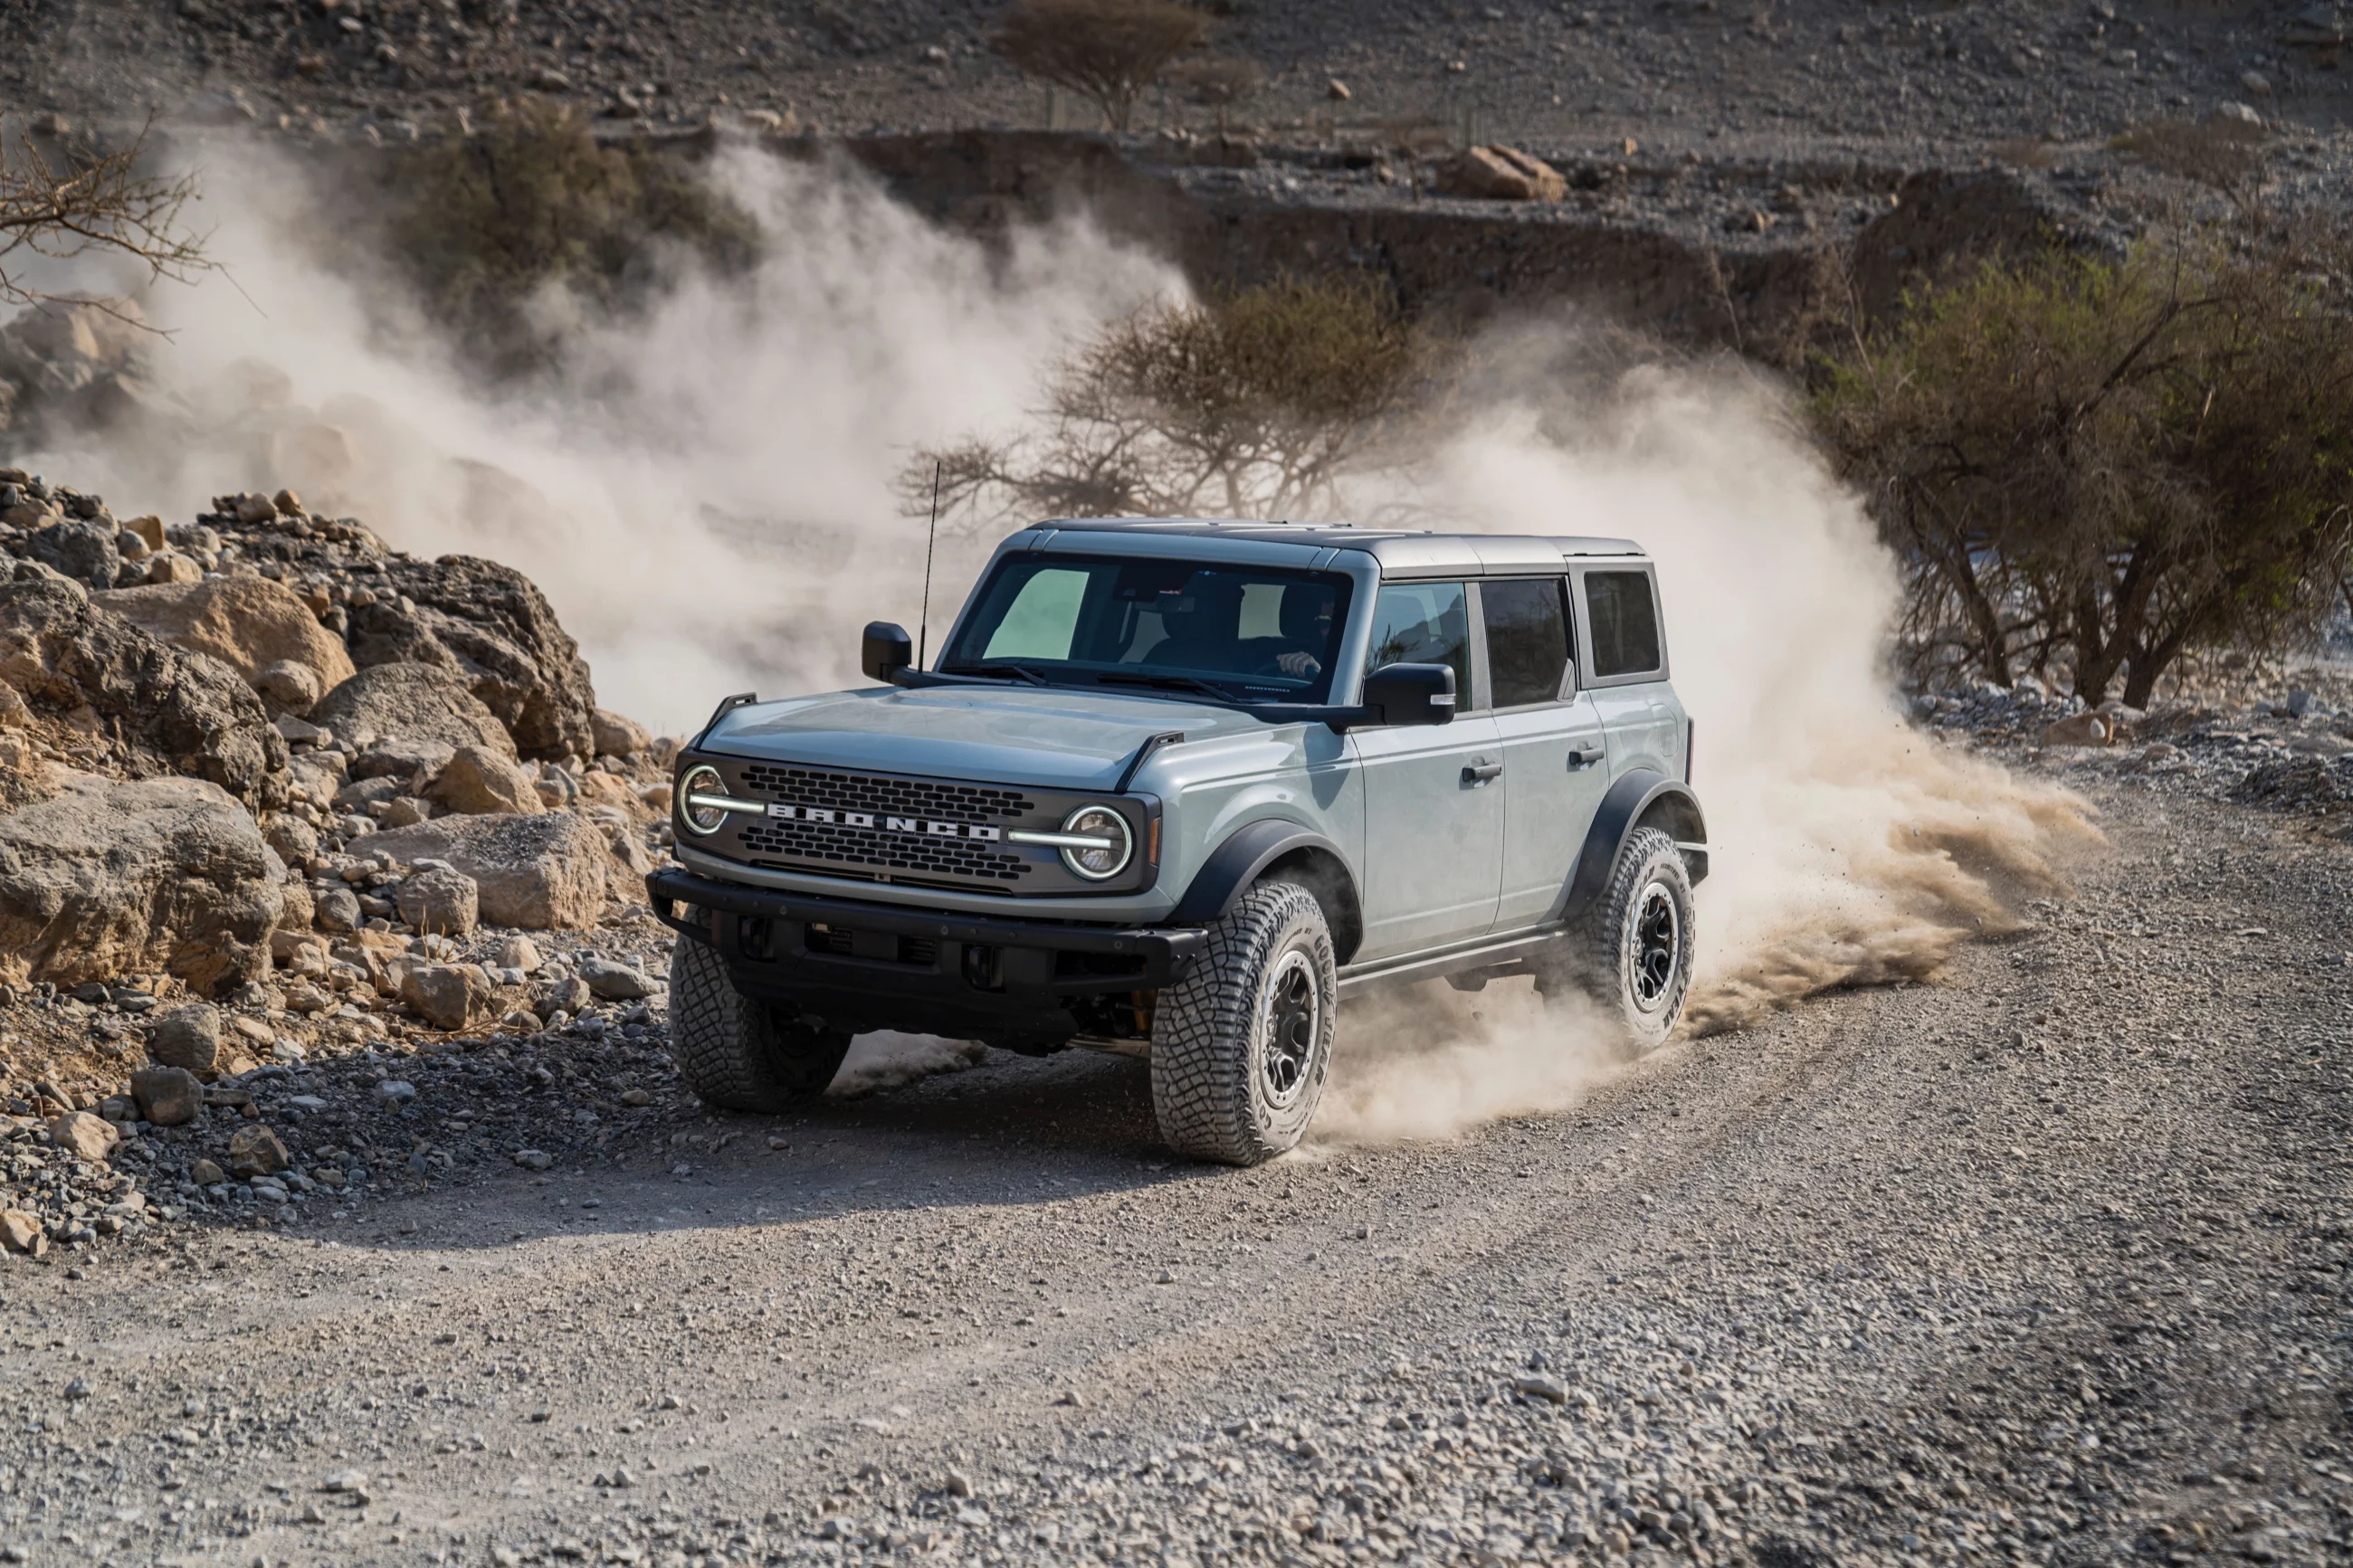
[11,134,1179,733]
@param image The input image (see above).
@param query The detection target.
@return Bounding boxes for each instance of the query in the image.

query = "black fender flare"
[1169,819,1361,955]
[1562,769,1709,922]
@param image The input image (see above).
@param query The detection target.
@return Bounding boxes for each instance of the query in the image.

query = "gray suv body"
[651,518,1707,1163]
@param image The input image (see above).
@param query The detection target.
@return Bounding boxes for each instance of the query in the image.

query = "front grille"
[740,816,1031,883]
[738,765,1034,822]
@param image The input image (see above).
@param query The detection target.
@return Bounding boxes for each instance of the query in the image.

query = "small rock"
[314,884,362,934]
[577,955,657,1000]
[2040,710,2114,747]
[375,1079,417,1106]
[226,1124,291,1179]
[0,1210,43,1253]
[590,708,650,758]
[62,1377,90,1401]
[1439,144,1567,201]
[514,1149,553,1171]
[253,659,323,716]
[320,1468,367,1493]
[1326,77,1352,100]
[2241,68,2272,94]
[130,1065,205,1127]
[497,935,541,972]
[50,1109,119,1163]
[147,1003,223,1075]
[189,1158,225,1185]
[425,745,543,817]
[2287,689,2316,717]
[395,865,480,937]
[620,1088,651,1107]
[1513,1373,1570,1403]
[399,963,495,1031]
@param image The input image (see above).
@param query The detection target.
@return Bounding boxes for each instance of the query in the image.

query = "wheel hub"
[1259,949,1320,1106]
[1632,882,1681,1011]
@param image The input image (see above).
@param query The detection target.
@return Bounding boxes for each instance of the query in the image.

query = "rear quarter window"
[1585,571,1662,679]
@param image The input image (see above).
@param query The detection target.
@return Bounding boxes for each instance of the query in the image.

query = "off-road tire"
[668,935,853,1112]
[1548,825,1696,1058]
[1151,879,1337,1165]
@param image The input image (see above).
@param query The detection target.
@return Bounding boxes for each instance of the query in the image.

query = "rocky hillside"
[0,440,691,1260]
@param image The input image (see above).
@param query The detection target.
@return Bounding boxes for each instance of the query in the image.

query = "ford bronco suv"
[649,518,1706,1165]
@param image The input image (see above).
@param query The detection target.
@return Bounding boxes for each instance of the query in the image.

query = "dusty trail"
[2,784,2348,1567]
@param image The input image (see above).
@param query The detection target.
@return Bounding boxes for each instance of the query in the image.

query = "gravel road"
[1,784,2347,1568]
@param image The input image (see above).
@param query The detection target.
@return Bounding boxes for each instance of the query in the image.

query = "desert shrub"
[991,0,1214,133]
[382,99,757,375]
[2110,116,2269,218]
[911,272,1454,527]
[1813,238,2353,706]
[0,118,207,316]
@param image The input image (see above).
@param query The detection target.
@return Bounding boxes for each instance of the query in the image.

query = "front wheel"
[668,935,853,1111]
[1151,880,1337,1165]
[1546,825,1696,1057]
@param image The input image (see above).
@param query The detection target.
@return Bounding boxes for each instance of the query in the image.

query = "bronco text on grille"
[732,765,1035,887]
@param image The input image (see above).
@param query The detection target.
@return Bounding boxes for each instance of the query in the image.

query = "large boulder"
[424,744,541,816]
[363,811,623,929]
[0,576,287,801]
[24,519,119,590]
[0,773,285,995]
[348,556,596,760]
[92,574,356,692]
[311,662,515,758]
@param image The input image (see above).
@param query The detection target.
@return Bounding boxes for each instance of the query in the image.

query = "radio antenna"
[917,460,942,671]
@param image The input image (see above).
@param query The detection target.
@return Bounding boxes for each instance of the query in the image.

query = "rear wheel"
[1150,880,1336,1165]
[1544,825,1696,1057]
[668,934,853,1111]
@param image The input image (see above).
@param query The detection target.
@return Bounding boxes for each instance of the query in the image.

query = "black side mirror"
[862,622,914,683]
[1361,662,1456,727]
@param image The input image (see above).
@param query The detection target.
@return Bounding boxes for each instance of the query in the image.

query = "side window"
[1585,571,1662,679]
[1365,582,1472,701]
[1482,578,1571,708]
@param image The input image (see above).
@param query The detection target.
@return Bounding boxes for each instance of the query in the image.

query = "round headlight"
[1060,803,1133,880]
[678,765,728,836]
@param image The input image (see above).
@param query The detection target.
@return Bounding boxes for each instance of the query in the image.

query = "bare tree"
[991,0,1214,134]
[1167,55,1263,139]
[0,119,209,319]
[908,273,1456,531]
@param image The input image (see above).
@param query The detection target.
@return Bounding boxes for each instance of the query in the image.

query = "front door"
[1352,580,1502,960]
[1479,577,1614,929]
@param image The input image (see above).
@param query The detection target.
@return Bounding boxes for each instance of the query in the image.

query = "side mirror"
[862,621,914,683]
[1361,662,1456,727]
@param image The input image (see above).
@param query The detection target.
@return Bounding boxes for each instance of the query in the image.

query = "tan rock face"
[49,1109,118,1163]
[91,574,357,692]
[0,775,283,996]
[426,745,542,816]
[364,812,623,929]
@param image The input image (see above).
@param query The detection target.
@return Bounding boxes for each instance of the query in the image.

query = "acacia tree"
[909,273,1454,532]
[0,118,209,318]
[1814,239,2353,706]
[991,0,1213,134]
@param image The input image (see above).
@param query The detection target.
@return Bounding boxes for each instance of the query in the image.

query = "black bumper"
[647,868,1204,1042]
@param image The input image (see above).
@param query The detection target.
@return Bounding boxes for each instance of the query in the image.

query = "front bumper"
[647,868,1204,1043]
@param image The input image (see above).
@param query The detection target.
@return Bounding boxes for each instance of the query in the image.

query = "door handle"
[1567,744,1605,770]
[1462,760,1502,784]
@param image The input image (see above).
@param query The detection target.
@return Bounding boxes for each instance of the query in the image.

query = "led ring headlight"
[677,765,758,836]
[1056,802,1132,881]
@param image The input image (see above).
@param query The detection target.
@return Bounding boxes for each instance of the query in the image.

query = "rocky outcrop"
[0,575,287,801]
[311,662,516,758]
[363,810,624,928]
[93,574,357,692]
[348,555,595,760]
[0,774,285,995]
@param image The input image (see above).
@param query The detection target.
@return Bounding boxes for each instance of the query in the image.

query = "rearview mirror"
[862,622,914,683]
[1361,662,1456,727]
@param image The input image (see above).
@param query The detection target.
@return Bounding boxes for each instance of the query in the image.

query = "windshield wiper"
[941,660,1051,687]
[1092,671,1239,703]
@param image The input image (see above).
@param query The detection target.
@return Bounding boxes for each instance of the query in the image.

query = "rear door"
[1575,565,1683,780]
[1480,577,1614,930]
[1351,580,1503,960]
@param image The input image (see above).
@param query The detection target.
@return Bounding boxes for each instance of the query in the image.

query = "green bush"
[1812,238,2353,706]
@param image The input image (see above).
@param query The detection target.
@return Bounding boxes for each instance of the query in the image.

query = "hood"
[701,684,1269,790]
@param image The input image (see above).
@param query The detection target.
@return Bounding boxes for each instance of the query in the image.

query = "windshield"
[940,556,1354,704]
